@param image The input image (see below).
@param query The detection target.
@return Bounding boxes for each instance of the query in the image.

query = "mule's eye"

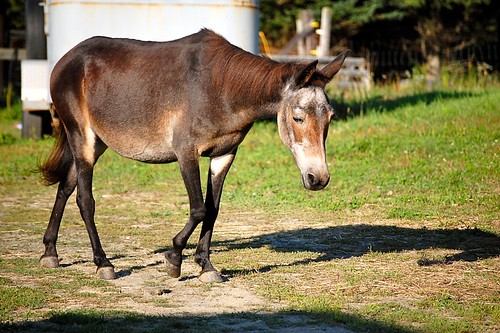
[293,117,304,124]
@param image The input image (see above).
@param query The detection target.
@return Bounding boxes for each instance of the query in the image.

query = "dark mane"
[200,30,299,108]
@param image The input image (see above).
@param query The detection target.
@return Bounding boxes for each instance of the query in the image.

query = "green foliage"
[0,98,22,144]
[329,0,407,25]
[259,0,497,67]
[259,0,308,46]
[260,0,412,45]
[0,97,22,121]
[0,133,16,145]
[3,0,25,29]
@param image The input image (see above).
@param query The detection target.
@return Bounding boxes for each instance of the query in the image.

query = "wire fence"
[356,43,498,80]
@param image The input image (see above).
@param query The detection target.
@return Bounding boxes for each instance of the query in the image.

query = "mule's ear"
[320,50,350,81]
[294,60,318,88]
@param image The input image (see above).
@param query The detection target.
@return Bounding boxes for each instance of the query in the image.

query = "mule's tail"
[39,127,73,186]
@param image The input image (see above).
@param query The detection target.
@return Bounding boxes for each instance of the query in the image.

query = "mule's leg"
[165,154,206,278]
[196,152,236,283]
[60,124,114,279]
[74,156,115,279]
[40,163,77,268]
[69,135,114,279]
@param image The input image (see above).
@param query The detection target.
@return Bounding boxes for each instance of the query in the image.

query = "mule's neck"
[234,59,295,122]
[207,40,295,121]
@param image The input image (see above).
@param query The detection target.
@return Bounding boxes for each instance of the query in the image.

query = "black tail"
[39,128,73,186]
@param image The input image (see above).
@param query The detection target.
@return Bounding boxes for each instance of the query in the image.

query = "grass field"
[0,86,499,332]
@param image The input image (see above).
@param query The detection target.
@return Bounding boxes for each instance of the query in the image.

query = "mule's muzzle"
[302,171,330,191]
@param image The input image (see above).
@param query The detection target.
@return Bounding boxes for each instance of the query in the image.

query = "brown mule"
[39,29,348,282]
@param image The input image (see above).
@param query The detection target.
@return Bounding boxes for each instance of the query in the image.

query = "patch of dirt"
[0,190,355,331]
[49,245,356,332]
[109,255,270,315]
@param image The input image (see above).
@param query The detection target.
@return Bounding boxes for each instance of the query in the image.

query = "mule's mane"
[200,30,299,109]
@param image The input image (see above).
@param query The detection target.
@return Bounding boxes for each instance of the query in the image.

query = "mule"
[39,29,348,282]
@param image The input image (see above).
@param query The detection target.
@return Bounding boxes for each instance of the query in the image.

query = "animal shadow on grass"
[1,308,418,333]
[59,255,141,278]
[331,91,477,119]
[59,255,126,268]
[213,224,499,277]
[115,259,165,278]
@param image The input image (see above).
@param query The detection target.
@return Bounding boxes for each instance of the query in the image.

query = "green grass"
[0,258,118,323]
[221,89,499,229]
[1,87,499,332]
[0,286,49,321]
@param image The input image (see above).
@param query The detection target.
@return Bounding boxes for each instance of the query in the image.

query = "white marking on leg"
[83,126,96,164]
[210,154,235,177]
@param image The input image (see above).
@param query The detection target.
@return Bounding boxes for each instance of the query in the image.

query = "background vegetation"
[3,0,498,77]
[260,0,497,49]
[259,0,498,79]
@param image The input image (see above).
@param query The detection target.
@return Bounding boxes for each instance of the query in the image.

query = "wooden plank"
[0,48,27,60]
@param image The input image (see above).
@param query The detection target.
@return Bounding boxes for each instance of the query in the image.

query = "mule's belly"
[91,113,179,164]
[102,133,177,163]
[113,141,178,164]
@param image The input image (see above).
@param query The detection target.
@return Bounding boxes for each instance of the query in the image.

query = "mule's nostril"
[307,173,318,186]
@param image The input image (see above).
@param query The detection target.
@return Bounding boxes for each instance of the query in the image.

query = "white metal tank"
[45,0,260,74]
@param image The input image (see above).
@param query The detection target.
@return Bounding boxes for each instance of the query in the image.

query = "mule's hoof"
[97,266,116,280]
[40,256,59,268]
[199,271,223,283]
[165,259,181,278]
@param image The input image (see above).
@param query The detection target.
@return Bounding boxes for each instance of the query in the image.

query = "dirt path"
[73,253,270,315]
[1,191,356,332]
[54,246,354,332]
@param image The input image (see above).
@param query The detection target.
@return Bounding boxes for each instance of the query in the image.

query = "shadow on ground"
[213,224,499,276]
[1,308,420,333]
[331,90,477,119]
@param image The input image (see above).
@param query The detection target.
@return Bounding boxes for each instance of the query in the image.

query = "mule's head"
[277,51,349,191]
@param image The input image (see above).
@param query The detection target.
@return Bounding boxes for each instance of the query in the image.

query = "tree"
[259,0,497,76]
[1,0,25,32]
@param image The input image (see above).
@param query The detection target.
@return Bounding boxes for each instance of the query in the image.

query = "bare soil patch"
[1,190,360,332]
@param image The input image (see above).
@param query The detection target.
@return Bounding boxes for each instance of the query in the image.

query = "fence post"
[317,7,332,57]
[426,55,440,90]
[297,10,314,56]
